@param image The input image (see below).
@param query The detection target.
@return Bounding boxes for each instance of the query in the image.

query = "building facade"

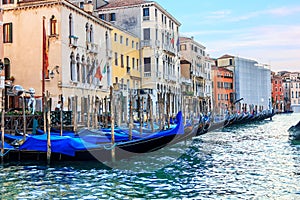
[212,66,234,115]
[3,0,112,117]
[179,36,212,113]
[96,0,181,117]
[217,55,271,112]
[271,72,284,111]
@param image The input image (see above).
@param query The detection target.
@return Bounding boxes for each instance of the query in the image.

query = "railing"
[69,35,78,47]
[143,16,150,21]
[0,111,72,133]
[141,40,152,48]
[156,71,162,78]
[181,77,192,85]
[106,49,112,59]
[144,72,151,77]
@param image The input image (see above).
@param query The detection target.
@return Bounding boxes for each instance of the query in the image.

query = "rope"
[0,149,12,157]
[103,143,117,150]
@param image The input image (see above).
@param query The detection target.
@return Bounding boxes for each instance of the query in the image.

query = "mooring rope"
[103,143,117,150]
[0,149,12,157]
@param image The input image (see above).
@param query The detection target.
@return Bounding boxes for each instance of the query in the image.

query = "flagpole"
[42,16,46,112]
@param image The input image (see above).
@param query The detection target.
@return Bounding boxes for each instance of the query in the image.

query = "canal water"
[1,113,300,199]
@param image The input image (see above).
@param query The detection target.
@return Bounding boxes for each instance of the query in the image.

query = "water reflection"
[1,114,300,199]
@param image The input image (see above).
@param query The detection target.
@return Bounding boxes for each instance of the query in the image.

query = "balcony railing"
[106,50,112,59]
[144,72,151,77]
[141,40,152,48]
[69,35,78,47]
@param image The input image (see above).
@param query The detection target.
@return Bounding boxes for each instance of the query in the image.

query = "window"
[115,52,118,66]
[3,23,13,43]
[121,54,124,67]
[136,42,139,50]
[2,0,14,4]
[69,14,74,37]
[155,9,157,19]
[120,35,123,44]
[137,59,139,70]
[81,56,86,83]
[50,15,57,35]
[86,23,90,42]
[144,57,151,72]
[132,58,135,69]
[143,8,150,20]
[126,38,129,46]
[90,25,94,43]
[99,14,106,20]
[180,44,186,51]
[70,52,76,81]
[76,54,80,82]
[126,56,129,68]
[143,28,150,40]
[109,13,116,21]
[114,33,117,42]
[132,41,135,48]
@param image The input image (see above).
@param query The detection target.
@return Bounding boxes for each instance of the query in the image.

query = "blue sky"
[155,0,300,72]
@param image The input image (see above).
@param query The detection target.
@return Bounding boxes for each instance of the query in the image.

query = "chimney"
[84,1,94,14]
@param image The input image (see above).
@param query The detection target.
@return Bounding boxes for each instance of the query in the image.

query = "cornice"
[3,0,112,30]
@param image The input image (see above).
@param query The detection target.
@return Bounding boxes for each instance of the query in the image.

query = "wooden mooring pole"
[110,86,115,162]
[46,91,51,165]
[1,89,5,164]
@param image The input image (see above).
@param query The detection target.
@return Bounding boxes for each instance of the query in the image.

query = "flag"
[170,32,174,45]
[94,66,103,81]
[43,17,49,79]
[102,64,107,74]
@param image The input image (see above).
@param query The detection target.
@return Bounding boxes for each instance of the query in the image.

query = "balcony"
[141,40,152,48]
[69,35,78,48]
[163,43,176,55]
[155,40,160,48]
[156,71,162,78]
[180,77,192,85]
[106,50,112,59]
[91,43,98,54]
[169,75,177,82]
[143,16,150,21]
[144,72,151,77]
[163,73,169,80]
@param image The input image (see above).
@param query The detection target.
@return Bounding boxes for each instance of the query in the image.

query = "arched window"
[50,15,57,35]
[4,58,10,80]
[69,14,74,37]
[86,57,91,84]
[70,52,76,81]
[81,55,86,84]
[86,23,90,42]
[76,54,80,82]
[90,25,94,43]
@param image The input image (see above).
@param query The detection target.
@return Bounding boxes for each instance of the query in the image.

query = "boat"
[1,111,189,161]
[288,121,300,141]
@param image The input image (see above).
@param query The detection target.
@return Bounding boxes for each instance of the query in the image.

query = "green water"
[1,114,300,199]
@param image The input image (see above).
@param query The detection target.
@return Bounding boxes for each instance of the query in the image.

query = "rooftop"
[100,0,153,9]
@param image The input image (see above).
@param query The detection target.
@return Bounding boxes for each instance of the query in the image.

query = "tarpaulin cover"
[0,140,14,149]
[19,135,100,157]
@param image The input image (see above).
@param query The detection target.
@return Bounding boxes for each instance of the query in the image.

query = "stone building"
[212,66,234,115]
[94,0,182,117]
[179,36,212,114]
[2,0,112,118]
[271,72,284,111]
[217,55,271,112]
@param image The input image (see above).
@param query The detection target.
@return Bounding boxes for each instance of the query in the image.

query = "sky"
[155,0,300,72]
